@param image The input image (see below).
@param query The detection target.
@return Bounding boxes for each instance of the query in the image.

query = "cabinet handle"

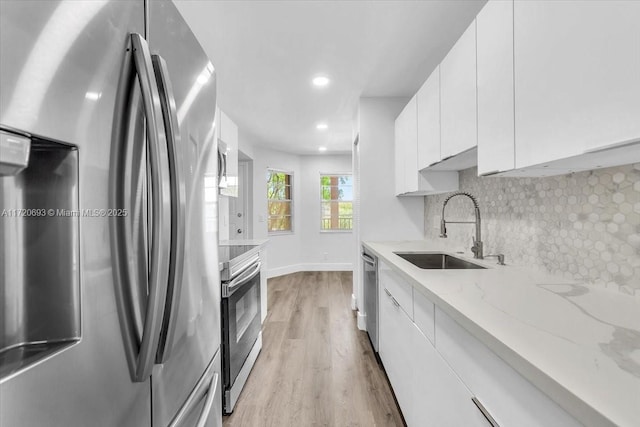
[472,397,500,427]
[384,288,400,307]
[479,170,501,177]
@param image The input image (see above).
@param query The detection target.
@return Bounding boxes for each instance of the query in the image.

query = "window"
[267,170,293,233]
[320,174,353,231]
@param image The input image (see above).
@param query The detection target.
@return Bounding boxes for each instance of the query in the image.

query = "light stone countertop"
[363,240,640,427]
[219,239,269,247]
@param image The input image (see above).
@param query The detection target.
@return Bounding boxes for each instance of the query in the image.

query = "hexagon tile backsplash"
[424,164,640,295]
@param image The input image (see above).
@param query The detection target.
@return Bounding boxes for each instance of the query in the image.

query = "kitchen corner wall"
[424,164,640,295]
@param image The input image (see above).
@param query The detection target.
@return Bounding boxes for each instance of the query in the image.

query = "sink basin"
[394,252,486,270]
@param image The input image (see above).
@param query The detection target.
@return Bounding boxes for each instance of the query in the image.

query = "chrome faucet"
[440,191,483,259]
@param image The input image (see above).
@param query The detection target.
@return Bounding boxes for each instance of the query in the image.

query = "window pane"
[319,175,352,231]
[268,215,291,232]
[268,170,293,232]
[268,200,291,216]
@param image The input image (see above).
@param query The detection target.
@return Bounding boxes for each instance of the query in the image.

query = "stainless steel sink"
[393,252,486,270]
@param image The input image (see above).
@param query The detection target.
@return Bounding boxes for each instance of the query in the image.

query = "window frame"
[319,172,353,233]
[267,168,294,235]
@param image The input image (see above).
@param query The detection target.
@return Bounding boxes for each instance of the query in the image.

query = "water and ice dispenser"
[0,129,80,380]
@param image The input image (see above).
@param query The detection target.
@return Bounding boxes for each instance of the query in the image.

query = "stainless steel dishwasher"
[361,247,379,353]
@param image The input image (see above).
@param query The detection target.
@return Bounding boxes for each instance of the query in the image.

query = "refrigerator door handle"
[130,33,172,382]
[150,53,186,364]
[168,371,219,427]
[195,372,219,427]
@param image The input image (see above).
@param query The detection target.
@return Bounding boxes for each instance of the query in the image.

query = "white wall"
[249,144,303,275]
[299,155,355,270]
[354,97,425,313]
[358,97,425,242]
[236,133,354,277]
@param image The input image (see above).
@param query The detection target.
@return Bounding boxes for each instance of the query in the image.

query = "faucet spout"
[440,191,483,259]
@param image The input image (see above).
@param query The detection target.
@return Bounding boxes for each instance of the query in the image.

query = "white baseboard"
[357,310,367,331]
[267,263,353,278]
[351,294,357,311]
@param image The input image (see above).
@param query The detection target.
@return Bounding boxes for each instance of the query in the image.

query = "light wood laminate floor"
[223,271,405,427]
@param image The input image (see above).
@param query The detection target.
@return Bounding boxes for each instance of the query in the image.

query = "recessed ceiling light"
[312,76,330,87]
[318,146,327,152]
[316,123,328,130]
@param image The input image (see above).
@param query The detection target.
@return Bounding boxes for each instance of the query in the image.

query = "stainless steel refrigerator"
[0,1,222,426]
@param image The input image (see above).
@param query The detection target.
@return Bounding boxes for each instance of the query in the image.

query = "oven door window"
[235,284,258,343]
[223,270,261,387]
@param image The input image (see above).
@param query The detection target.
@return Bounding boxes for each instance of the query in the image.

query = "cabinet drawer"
[379,260,413,319]
[413,289,435,345]
[435,307,581,427]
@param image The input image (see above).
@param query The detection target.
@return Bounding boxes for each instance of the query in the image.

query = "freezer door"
[147,2,221,426]
[168,349,223,427]
[0,2,152,426]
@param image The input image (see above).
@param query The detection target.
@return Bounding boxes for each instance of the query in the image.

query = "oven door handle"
[225,261,261,297]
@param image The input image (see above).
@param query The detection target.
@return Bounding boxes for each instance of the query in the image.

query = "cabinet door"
[220,110,238,197]
[413,288,435,344]
[394,106,405,195]
[411,324,488,427]
[435,307,582,427]
[378,275,414,423]
[514,0,640,169]
[417,67,441,169]
[476,0,514,176]
[440,21,477,160]
[394,96,418,195]
[403,96,418,192]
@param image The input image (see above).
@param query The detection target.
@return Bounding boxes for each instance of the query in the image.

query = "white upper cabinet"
[399,95,419,194]
[513,0,640,171]
[219,109,238,197]
[440,21,477,161]
[476,0,514,176]
[394,96,416,195]
[395,96,458,196]
[417,66,440,170]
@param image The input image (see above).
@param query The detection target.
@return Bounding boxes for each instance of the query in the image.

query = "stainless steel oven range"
[219,245,262,414]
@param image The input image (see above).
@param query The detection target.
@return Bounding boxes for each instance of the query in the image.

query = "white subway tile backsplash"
[424,164,640,295]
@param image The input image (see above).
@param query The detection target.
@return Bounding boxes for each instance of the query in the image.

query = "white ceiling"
[174,0,486,155]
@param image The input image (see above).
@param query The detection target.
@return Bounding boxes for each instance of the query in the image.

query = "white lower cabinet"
[410,323,488,427]
[379,265,488,427]
[379,274,414,421]
[378,265,582,427]
[435,307,583,427]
